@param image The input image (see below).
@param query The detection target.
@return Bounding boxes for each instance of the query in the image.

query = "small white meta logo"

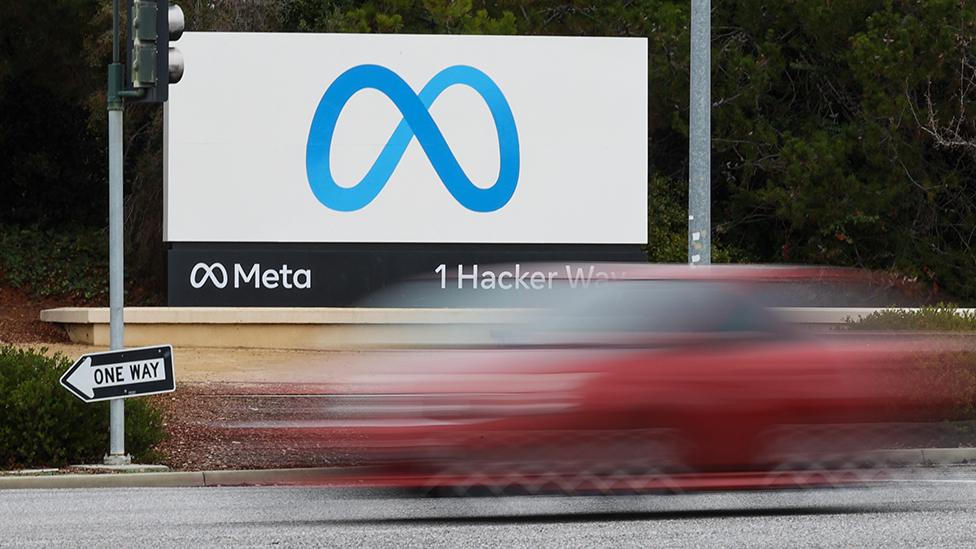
[190,263,228,289]
[189,262,312,290]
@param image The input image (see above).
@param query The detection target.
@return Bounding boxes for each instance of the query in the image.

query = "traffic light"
[128,1,185,103]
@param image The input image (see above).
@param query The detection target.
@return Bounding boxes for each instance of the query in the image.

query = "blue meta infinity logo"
[305,65,520,212]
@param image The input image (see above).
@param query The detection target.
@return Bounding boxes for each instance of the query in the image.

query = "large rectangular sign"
[165,32,648,244]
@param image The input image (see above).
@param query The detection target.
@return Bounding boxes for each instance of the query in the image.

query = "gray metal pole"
[689,0,711,265]
[105,107,130,465]
[105,0,130,466]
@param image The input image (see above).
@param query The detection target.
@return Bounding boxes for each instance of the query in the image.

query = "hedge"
[0,345,165,469]
[846,305,976,331]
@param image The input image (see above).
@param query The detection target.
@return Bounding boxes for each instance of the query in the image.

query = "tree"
[4,1,976,302]
[0,1,105,226]
[708,1,976,298]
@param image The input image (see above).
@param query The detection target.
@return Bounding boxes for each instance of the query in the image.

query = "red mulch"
[0,285,77,344]
[149,383,363,471]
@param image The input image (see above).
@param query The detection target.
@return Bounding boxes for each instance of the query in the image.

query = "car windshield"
[362,276,794,346]
[542,280,791,337]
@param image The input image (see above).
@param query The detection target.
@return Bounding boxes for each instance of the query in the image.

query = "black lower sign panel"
[168,243,647,306]
[60,345,175,403]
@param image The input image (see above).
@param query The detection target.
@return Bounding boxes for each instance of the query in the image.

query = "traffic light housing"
[128,1,184,103]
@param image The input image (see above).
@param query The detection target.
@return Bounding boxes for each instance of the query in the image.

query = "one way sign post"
[61,345,176,403]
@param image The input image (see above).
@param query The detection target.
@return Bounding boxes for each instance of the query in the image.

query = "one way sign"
[60,345,176,402]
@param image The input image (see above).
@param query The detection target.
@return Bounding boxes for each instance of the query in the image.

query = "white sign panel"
[166,32,647,244]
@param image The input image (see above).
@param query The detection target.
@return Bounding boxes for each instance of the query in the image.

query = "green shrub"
[0,224,108,301]
[846,304,976,331]
[0,345,165,469]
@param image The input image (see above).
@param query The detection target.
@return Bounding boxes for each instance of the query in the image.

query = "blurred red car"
[319,265,960,493]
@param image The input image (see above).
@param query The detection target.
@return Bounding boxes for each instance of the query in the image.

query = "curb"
[866,448,976,466]
[1,449,974,490]
[0,466,370,490]
[0,471,206,490]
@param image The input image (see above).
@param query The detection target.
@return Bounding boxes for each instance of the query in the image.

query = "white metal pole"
[689,0,711,265]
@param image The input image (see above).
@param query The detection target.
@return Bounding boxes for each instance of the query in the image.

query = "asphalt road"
[3,468,976,548]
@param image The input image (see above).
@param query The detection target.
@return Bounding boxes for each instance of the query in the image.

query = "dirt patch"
[0,285,78,344]
[150,383,364,471]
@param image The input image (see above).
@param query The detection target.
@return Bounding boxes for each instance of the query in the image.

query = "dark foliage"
[0,224,108,300]
[0,345,165,468]
[2,1,975,301]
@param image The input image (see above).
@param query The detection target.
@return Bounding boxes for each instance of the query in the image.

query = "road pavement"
[2,467,976,547]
